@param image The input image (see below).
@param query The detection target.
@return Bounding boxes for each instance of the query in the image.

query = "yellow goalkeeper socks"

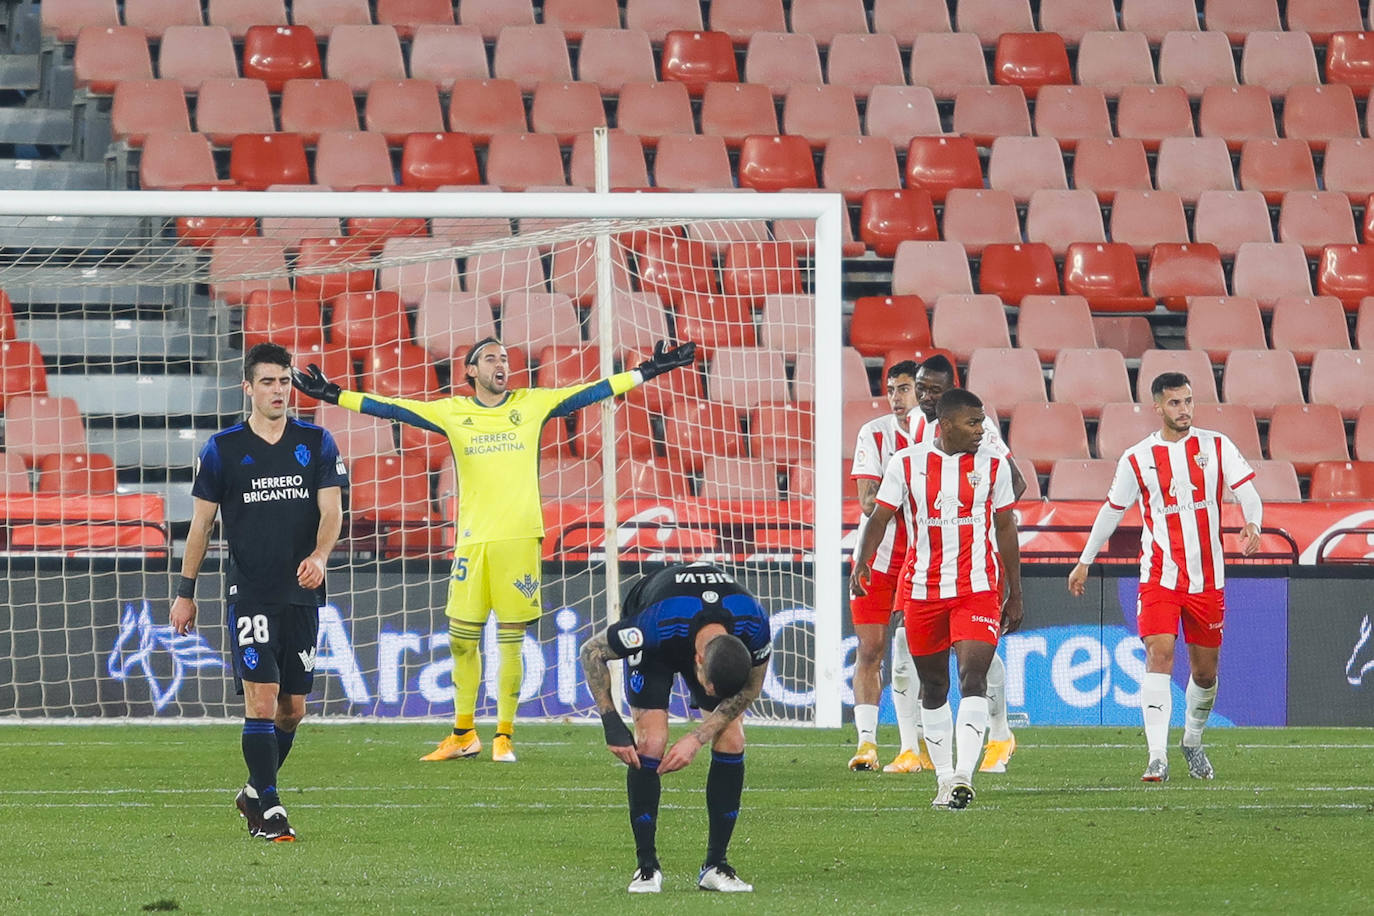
[449,622,482,732]
[495,627,524,736]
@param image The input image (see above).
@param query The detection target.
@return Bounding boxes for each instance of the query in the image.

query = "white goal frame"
[0,189,846,729]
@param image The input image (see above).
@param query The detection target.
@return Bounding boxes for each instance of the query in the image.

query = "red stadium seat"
[43,0,119,42]
[864,86,942,149]
[617,82,695,147]
[1136,349,1219,403]
[315,131,393,190]
[325,25,406,92]
[651,134,731,190]
[499,293,581,360]
[34,452,116,494]
[279,79,358,144]
[415,291,495,361]
[1317,245,1374,310]
[1242,30,1318,97]
[1047,459,1117,501]
[1116,86,1194,151]
[175,185,258,248]
[873,0,950,44]
[293,0,372,37]
[701,83,779,147]
[208,0,287,38]
[1062,242,1155,312]
[941,189,1021,256]
[366,80,444,145]
[1283,84,1361,152]
[626,0,702,42]
[576,404,657,463]
[707,348,790,408]
[1096,401,1161,458]
[1193,191,1273,258]
[1356,404,1374,460]
[909,34,991,98]
[744,32,822,98]
[1159,30,1236,98]
[700,456,780,500]
[492,26,572,93]
[0,342,49,411]
[827,33,903,99]
[0,291,14,341]
[749,401,816,464]
[1221,349,1302,421]
[1008,402,1090,474]
[349,454,435,528]
[578,28,655,94]
[849,296,931,357]
[194,79,274,146]
[977,243,1060,305]
[1186,297,1266,363]
[957,0,1033,45]
[1156,137,1237,204]
[485,133,566,189]
[790,0,867,46]
[294,236,375,299]
[892,241,974,300]
[409,24,488,83]
[1270,297,1351,365]
[1238,140,1318,205]
[1198,85,1277,151]
[905,136,982,203]
[1323,138,1374,203]
[966,347,1046,408]
[737,135,818,192]
[2,396,85,464]
[208,237,289,303]
[721,242,801,302]
[660,30,737,95]
[662,400,746,475]
[1309,350,1374,419]
[1241,460,1301,501]
[1073,139,1153,203]
[987,136,1069,204]
[330,291,410,358]
[639,234,716,305]
[463,243,547,306]
[993,32,1071,98]
[1325,31,1374,98]
[586,289,670,356]
[377,238,458,306]
[541,0,618,38]
[952,86,1031,146]
[1310,461,1374,500]
[1147,243,1228,312]
[858,189,938,257]
[458,0,534,40]
[1039,0,1118,46]
[1121,0,1197,43]
[709,0,786,45]
[1016,295,1096,363]
[1033,85,1113,150]
[74,26,153,94]
[242,290,324,353]
[1109,190,1190,256]
[361,341,441,400]
[110,80,189,147]
[1076,30,1155,97]
[229,133,308,190]
[399,133,479,189]
[447,79,526,143]
[1051,348,1131,418]
[931,295,1011,362]
[1267,403,1349,474]
[1278,192,1357,257]
[1025,189,1106,257]
[139,132,218,189]
[531,81,606,145]
[785,85,863,149]
[1190,403,1263,459]
[242,25,321,92]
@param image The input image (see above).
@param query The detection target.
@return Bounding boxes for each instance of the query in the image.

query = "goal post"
[0,189,845,728]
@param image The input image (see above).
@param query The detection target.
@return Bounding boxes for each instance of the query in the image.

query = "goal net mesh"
[0,199,833,724]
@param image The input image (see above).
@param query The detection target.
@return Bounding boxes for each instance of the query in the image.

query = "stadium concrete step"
[0,158,103,189]
[46,372,241,419]
[83,426,207,473]
[1,264,193,310]
[0,107,71,144]
[0,214,149,252]
[19,318,204,361]
[0,54,41,90]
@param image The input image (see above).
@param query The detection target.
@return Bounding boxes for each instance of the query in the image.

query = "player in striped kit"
[905,355,1025,773]
[847,361,930,773]
[851,388,1024,809]
[1068,372,1263,782]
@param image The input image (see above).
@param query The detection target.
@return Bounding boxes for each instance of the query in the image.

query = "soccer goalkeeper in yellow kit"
[292,336,696,763]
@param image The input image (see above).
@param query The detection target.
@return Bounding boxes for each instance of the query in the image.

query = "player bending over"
[172,343,347,841]
[847,360,930,773]
[852,389,1023,809]
[294,337,694,764]
[1068,372,1262,782]
[580,562,772,894]
[904,354,1025,773]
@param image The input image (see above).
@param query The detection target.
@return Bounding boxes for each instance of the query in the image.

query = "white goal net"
[0,188,844,726]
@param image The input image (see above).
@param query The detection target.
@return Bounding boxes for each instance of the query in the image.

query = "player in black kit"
[580,562,772,894]
[170,343,347,842]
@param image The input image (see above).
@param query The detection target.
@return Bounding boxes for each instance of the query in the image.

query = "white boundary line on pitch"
[7,739,1374,750]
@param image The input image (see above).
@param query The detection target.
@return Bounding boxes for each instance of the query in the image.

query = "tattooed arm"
[580,632,640,768]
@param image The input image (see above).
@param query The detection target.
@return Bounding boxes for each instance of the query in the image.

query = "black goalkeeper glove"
[601,710,635,748]
[291,363,342,404]
[636,340,697,381]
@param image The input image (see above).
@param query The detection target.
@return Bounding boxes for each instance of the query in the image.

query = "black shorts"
[624,654,720,713]
[227,602,319,697]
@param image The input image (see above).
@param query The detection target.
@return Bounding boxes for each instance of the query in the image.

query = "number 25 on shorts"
[453,557,469,581]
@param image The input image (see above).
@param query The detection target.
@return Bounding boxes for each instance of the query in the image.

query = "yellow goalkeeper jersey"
[336,373,638,545]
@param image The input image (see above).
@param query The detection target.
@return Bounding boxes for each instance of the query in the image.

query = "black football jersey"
[191,417,348,606]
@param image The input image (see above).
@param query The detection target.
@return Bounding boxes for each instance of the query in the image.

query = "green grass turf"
[1,723,1370,914]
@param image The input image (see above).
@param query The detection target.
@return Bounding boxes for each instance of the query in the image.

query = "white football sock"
[920,702,954,780]
[1140,672,1172,761]
[854,704,878,746]
[954,696,989,782]
[890,627,923,752]
[1182,677,1217,748]
[985,653,1011,742]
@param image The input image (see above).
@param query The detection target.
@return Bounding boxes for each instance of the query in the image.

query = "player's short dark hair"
[702,634,752,699]
[935,387,983,419]
[887,359,920,381]
[1150,371,1191,399]
[917,353,957,383]
[244,342,291,382]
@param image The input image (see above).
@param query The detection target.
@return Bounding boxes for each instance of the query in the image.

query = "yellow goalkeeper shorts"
[445,538,543,625]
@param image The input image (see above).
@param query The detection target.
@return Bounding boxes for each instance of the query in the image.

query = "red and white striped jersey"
[876,441,1017,600]
[1106,427,1256,592]
[850,413,912,575]
[909,411,1010,458]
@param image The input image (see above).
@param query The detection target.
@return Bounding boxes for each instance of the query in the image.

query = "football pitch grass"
[2,724,1369,914]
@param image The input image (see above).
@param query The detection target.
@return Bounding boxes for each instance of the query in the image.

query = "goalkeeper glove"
[636,340,697,381]
[291,363,342,404]
[601,710,635,748]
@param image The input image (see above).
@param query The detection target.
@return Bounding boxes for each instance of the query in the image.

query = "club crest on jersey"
[512,573,538,599]
[629,670,644,693]
[508,409,522,426]
[297,646,317,673]
[1194,452,1210,469]
[294,443,310,467]
[966,470,982,488]
[242,646,260,670]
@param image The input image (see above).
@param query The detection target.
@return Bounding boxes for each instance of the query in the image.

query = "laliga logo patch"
[297,646,317,673]
[241,646,260,670]
[295,443,311,467]
[619,627,645,649]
